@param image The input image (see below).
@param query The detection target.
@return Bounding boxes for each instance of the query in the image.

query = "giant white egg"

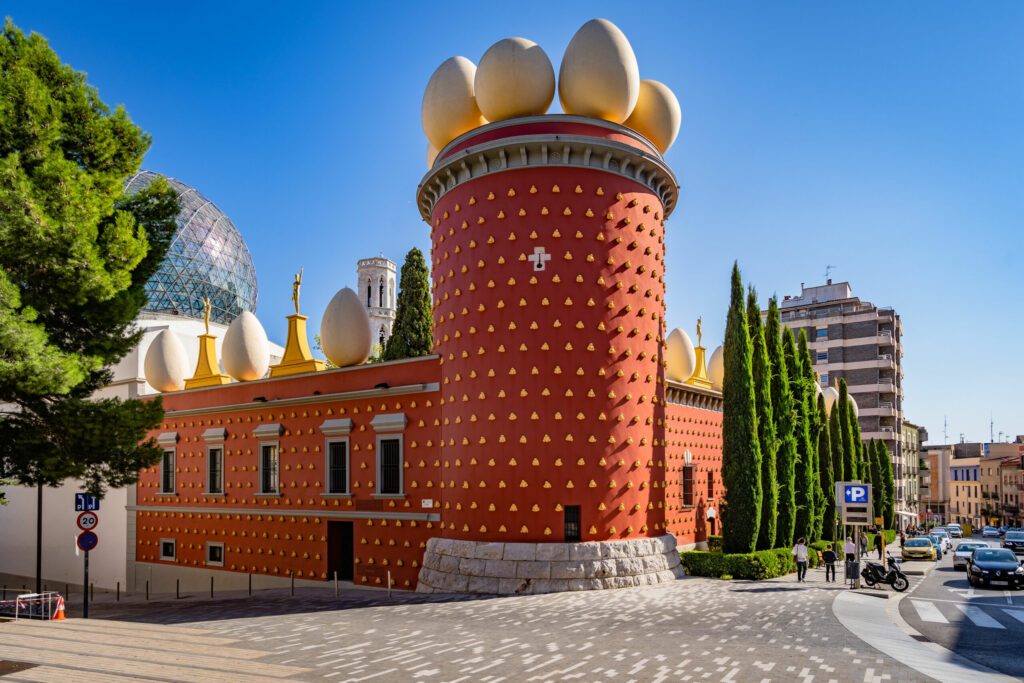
[475,37,555,121]
[623,79,681,153]
[222,311,270,381]
[823,386,839,416]
[144,329,188,392]
[427,141,439,169]
[849,394,859,418]
[665,327,696,383]
[320,287,372,367]
[422,56,487,150]
[558,18,640,123]
[708,345,725,391]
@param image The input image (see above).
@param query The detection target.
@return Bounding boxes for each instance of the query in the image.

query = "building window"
[207,447,223,494]
[707,472,714,501]
[816,328,828,339]
[160,539,175,561]
[366,278,371,307]
[326,439,349,494]
[206,542,224,567]
[260,443,279,494]
[682,465,694,507]
[820,373,828,385]
[816,351,828,362]
[161,450,175,494]
[378,436,403,495]
[379,277,384,307]
[564,505,581,542]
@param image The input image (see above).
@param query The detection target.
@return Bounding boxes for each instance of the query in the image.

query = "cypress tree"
[816,394,836,541]
[784,328,813,542]
[747,288,777,551]
[766,298,797,548]
[867,438,880,521]
[382,247,433,361]
[876,440,896,529]
[798,331,822,540]
[849,403,864,480]
[838,380,857,481]
[720,263,762,554]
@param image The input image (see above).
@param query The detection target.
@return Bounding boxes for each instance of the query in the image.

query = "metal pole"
[387,571,392,600]
[854,530,861,590]
[248,573,252,596]
[145,580,149,601]
[35,483,42,595]
[176,579,180,600]
[290,571,294,597]
[210,576,214,599]
[116,581,120,602]
[333,571,338,597]
[90,582,94,602]
[83,550,90,619]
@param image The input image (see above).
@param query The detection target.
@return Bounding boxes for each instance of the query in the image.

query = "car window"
[1006,532,1024,540]
[906,539,930,547]
[975,549,1015,562]
[958,544,983,551]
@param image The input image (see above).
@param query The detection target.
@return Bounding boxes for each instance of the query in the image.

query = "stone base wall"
[416,534,684,595]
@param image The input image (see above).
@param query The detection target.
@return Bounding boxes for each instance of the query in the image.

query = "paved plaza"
[0,570,941,683]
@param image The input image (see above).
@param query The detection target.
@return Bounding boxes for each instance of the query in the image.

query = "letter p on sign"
[845,485,868,504]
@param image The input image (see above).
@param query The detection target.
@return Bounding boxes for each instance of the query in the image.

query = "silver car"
[931,528,953,552]
[953,542,987,570]
[944,525,963,539]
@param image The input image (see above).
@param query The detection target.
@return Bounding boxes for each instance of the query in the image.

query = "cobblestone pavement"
[0,571,935,682]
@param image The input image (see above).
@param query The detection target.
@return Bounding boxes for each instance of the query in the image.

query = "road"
[898,535,1024,679]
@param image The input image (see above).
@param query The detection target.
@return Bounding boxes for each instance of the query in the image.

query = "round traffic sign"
[77,530,98,552]
[77,511,99,531]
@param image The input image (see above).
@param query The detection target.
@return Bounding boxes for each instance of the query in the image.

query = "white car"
[953,541,987,570]
[931,528,953,552]
[944,525,963,539]
[982,526,1001,538]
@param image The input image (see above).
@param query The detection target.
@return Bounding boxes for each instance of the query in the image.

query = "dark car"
[1003,531,1024,554]
[967,548,1024,589]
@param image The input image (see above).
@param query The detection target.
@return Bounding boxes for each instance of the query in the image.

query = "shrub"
[708,535,723,552]
[680,547,816,580]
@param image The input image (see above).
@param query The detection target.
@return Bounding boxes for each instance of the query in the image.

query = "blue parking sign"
[75,493,100,511]
[844,485,869,504]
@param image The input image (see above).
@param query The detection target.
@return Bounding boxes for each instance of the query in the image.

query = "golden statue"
[292,267,303,315]
[202,297,211,335]
[696,316,703,347]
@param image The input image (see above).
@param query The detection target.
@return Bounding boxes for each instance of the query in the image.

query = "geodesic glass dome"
[125,170,258,325]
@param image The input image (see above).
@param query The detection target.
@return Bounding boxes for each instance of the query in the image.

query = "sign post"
[839,482,872,590]
[76,528,98,619]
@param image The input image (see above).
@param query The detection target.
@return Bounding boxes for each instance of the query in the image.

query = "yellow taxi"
[901,537,936,561]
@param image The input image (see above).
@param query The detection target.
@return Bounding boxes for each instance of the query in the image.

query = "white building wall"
[357,257,397,355]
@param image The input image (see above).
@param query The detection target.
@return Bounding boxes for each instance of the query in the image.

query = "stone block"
[422,551,442,570]
[550,561,586,579]
[586,559,616,579]
[427,537,450,555]
[467,576,500,594]
[536,543,570,561]
[641,554,667,573]
[483,559,517,578]
[449,540,477,558]
[569,542,603,561]
[439,571,469,593]
[615,557,644,575]
[498,577,531,595]
[600,541,630,559]
[665,551,681,569]
[503,542,537,562]
[516,561,551,579]
[459,558,487,576]
[474,542,505,560]
[530,579,567,594]
[438,554,461,573]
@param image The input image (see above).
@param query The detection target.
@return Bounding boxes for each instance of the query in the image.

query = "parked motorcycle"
[861,553,909,592]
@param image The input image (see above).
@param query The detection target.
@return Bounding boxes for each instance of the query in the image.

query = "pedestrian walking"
[792,537,809,583]
[822,544,838,583]
[899,530,906,548]
[873,532,883,560]
[843,536,856,562]
[859,531,868,556]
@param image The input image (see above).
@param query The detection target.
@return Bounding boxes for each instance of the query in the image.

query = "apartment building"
[950,456,982,529]
[900,421,924,522]
[921,445,952,524]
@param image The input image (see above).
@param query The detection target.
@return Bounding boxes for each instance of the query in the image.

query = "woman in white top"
[791,537,809,582]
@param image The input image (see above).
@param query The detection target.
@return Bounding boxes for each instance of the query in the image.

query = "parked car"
[952,542,987,570]
[967,548,1024,589]
[931,528,953,552]
[902,537,936,561]
[999,526,1009,536]
[983,526,1001,538]
[1002,531,1024,555]
[924,534,944,560]
[944,524,963,539]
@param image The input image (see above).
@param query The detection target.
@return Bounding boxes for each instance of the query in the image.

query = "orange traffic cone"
[52,596,66,621]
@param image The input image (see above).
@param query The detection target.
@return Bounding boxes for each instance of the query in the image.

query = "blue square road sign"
[75,493,100,511]
[844,485,869,504]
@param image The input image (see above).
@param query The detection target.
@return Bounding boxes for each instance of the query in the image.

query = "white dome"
[144,329,188,392]
[665,328,696,383]
[823,386,839,416]
[849,394,859,418]
[320,287,373,368]
[708,345,725,391]
[222,311,270,381]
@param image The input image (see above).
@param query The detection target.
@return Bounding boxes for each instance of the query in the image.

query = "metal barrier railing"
[0,591,63,620]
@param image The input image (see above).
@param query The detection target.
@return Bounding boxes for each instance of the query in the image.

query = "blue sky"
[9,1,1023,444]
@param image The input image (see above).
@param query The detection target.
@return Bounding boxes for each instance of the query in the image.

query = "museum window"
[160,539,176,561]
[160,449,176,494]
[378,436,403,495]
[259,443,279,494]
[707,472,714,501]
[379,277,385,307]
[206,542,224,567]
[682,465,694,507]
[564,505,581,542]
[207,447,223,494]
[366,278,372,307]
[326,439,349,494]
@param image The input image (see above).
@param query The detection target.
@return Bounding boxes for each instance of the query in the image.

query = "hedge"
[680,548,818,580]
[708,535,723,552]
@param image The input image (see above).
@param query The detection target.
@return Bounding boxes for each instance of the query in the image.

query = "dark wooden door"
[327,521,354,581]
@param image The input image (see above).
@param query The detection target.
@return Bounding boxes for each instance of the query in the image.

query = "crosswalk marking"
[955,604,1005,629]
[1003,610,1024,624]
[910,600,949,623]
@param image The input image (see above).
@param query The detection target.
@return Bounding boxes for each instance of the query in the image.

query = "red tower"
[416,116,683,592]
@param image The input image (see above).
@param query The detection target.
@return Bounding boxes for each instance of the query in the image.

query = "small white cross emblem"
[528,246,552,272]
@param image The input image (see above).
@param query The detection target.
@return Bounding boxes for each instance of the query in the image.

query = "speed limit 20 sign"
[77,511,99,531]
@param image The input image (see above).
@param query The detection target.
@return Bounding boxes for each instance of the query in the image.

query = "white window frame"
[325,437,351,495]
[205,541,225,567]
[206,446,224,495]
[160,449,176,495]
[258,442,280,495]
[159,538,176,561]
[375,434,404,496]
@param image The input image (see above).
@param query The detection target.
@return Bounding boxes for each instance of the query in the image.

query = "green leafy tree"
[877,440,896,529]
[382,247,432,360]
[784,329,813,541]
[747,288,776,550]
[720,264,762,553]
[765,297,797,547]
[0,20,179,586]
[838,380,857,481]
[816,394,836,540]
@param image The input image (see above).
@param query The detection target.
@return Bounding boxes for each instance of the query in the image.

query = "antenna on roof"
[990,413,995,443]
[824,265,836,281]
